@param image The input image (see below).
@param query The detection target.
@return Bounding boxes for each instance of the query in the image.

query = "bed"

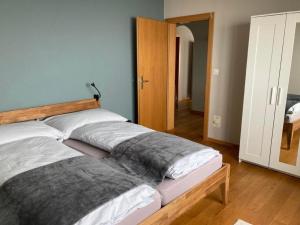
[0,98,230,225]
[64,139,223,206]
[284,94,300,149]
[0,120,160,225]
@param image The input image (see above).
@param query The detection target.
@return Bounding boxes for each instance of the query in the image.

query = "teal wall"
[0,0,163,120]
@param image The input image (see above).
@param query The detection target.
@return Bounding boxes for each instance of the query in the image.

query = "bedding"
[156,154,222,205]
[70,121,153,151]
[285,94,300,123]
[69,121,220,180]
[285,94,300,112]
[0,137,81,186]
[44,108,128,139]
[115,191,161,225]
[0,137,157,225]
[63,139,223,205]
[285,111,300,123]
[110,131,220,182]
[286,102,300,115]
[0,120,63,145]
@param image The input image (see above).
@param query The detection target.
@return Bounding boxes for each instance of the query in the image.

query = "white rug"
[235,219,252,225]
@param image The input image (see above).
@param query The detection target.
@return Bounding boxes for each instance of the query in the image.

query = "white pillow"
[287,102,300,115]
[44,109,128,139]
[0,121,64,146]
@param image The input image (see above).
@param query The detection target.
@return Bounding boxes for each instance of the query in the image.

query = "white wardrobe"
[240,11,300,177]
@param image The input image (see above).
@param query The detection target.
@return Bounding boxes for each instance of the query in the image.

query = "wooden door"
[239,14,286,167]
[136,17,175,131]
[269,12,300,176]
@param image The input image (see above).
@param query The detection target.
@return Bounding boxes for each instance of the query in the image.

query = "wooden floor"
[280,129,300,166]
[168,108,300,225]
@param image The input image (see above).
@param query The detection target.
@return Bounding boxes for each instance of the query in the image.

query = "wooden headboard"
[0,98,100,125]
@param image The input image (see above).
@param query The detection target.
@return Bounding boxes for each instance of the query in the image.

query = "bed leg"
[286,124,294,150]
[221,164,230,205]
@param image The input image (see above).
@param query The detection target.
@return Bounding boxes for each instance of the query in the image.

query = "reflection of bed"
[284,94,300,149]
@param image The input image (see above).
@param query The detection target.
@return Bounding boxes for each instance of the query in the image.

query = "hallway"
[170,100,203,142]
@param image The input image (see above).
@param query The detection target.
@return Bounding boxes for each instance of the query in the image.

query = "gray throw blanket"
[0,156,144,225]
[111,132,209,185]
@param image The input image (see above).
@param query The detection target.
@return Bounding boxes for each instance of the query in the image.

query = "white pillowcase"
[44,109,128,139]
[0,121,63,146]
[287,102,300,115]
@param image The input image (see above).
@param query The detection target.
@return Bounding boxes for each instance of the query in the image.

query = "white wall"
[187,21,208,112]
[165,0,300,144]
[176,25,194,101]
[288,24,300,95]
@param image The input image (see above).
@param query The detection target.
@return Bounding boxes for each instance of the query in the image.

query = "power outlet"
[213,68,220,76]
[212,115,222,128]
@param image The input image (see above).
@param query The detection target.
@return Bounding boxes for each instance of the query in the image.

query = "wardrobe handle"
[277,87,282,106]
[270,87,277,105]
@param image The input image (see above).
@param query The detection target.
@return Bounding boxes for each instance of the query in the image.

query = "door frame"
[175,37,180,110]
[166,12,215,141]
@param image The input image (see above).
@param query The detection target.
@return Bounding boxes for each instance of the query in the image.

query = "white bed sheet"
[70,121,220,179]
[0,137,156,225]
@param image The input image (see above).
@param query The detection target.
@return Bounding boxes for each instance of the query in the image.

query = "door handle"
[138,76,149,89]
[277,87,283,106]
[270,87,277,105]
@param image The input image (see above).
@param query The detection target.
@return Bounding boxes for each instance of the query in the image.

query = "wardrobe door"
[270,13,300,176]
[239,15,286,167]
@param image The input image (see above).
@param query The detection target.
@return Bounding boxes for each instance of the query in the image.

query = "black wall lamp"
[89,82,102,101]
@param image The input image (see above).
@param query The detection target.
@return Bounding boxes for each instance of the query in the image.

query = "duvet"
[70,121,220,179]
[0,137,156,225]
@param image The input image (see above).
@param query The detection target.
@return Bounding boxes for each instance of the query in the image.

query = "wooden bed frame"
[284,119,300,150]
[0,98,230,225]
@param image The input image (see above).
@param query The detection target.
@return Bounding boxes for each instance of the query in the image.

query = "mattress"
[63,139,109,159]
[64,139,223,205]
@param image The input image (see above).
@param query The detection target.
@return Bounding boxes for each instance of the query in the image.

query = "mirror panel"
[279,23,300,166]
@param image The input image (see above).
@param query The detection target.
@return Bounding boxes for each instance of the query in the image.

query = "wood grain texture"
[165,13,212,24]
[137,17,169,131]
[203,13,215,142]
[140,164,230,225]
[280,128,300,166]
[167,110,300,225]
[0,99,100,124]
[141,107,231,225]
[283,119,300,150]
[205,138,239,150]
[165,13,215,142]
[167,23,176,130]
[170,102,204,140]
